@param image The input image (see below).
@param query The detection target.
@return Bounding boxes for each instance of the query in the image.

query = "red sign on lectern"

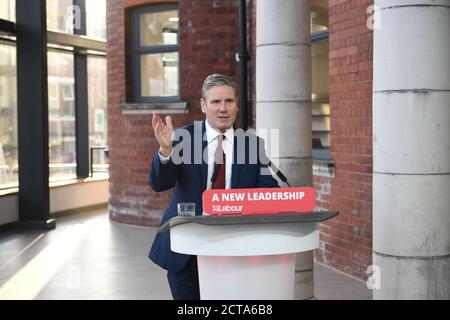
[202,187,316,215]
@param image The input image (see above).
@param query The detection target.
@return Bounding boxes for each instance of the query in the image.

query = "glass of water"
[177,203,196,217]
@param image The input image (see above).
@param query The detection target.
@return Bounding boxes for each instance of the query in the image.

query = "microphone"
[267,160,292,188]
[260,151,292,187]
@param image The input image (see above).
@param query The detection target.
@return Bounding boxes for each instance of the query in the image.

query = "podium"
[159,211,338,300]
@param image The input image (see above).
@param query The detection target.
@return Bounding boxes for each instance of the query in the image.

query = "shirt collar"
[205,119,234,144]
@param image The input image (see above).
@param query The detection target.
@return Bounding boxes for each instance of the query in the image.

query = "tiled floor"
[0,210,371,300]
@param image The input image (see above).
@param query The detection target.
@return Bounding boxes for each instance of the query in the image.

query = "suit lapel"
[231,135,241,188]
[198,121,208,190]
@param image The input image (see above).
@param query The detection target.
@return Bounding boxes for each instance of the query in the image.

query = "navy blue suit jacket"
[148,121,279,272]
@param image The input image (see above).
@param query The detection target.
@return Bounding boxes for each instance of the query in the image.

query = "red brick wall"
[107,0,240,226]
[313,0,374,280]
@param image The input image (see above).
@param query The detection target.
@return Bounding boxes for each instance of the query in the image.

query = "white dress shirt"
[158,119,234,190]
[204,119,234,190]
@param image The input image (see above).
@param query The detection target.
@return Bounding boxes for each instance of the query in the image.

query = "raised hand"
[152,112,174,157]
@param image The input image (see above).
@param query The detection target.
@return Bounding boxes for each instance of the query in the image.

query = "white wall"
[50,180,108,213]
[0,194,19,226]
[0,180,109,226]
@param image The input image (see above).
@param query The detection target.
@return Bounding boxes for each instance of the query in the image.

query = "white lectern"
[159,212,338,300]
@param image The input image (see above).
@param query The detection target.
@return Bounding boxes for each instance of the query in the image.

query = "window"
[0,0,107,192]
[0,41,18,189]
[45,0,107,179]
[132,4,180,103]
[46,0,75,34]
[87,56,108,174]
[312,41,329,153]
[86,0,106,40]
[311,7,328,33]
[311,6,329,159]
[0,0,15,22]
[47,50,77,181]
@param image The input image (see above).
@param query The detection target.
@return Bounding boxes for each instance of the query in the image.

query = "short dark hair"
[201,73,237,100]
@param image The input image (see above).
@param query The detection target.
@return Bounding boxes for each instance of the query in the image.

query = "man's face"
[200,85,238,132]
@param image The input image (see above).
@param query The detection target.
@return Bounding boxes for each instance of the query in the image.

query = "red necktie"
[212,134,226,189]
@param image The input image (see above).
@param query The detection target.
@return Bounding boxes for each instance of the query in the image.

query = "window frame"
[0,2,17,190]
[131,4,180,103]
[0,19,15,34]
[0,39,18,190]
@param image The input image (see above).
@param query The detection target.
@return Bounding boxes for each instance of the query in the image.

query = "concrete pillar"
[373,0,450,299]
[256,0,313,299]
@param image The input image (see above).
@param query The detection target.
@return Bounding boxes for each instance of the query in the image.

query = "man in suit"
[149,73,279,300]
